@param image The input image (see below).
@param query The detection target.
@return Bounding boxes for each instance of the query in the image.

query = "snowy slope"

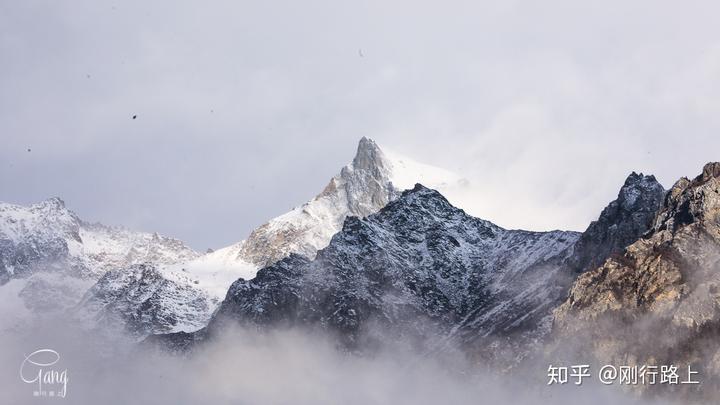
[166,136,467,290]
[382,147,466,191]
[80,223,200,275]
[163,184,580,362]
[152,168,670,359]
[235,137,469,270]
[161,246,256,303]
[0,198,199,283]
[82,137,470,336]
[0,197,199,330]
[0,197,85,281]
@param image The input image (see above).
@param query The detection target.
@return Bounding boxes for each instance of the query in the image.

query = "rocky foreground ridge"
[553,162,720,398]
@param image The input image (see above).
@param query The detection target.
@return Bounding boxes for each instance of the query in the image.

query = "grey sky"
[2,0,720,249]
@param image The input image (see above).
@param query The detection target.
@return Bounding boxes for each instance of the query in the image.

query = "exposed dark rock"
[566,172,665,273]
[155,184,580,363]
[552,162,720,400]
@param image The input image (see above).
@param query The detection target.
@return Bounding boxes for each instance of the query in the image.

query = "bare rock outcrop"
[552,162,720,399]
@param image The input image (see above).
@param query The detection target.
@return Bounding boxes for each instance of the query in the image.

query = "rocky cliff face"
[565,172,665,273]
[236,136,466,268]
[150,167,675,362]
[81,137,467,337]
[159,185,580,362]
[552,162,720,398]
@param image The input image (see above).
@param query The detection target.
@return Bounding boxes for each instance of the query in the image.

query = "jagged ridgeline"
[78,138,469,336]
[155,185,578,359]
[7,137,720,401]
[150,171,668,367]
[0,197,199,328]
[552,162,720,400]
[1,138,468,336]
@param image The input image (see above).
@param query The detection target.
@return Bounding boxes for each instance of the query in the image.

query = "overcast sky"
[2,0,720,249]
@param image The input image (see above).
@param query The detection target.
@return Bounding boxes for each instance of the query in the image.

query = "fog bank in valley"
[0,319,669,405]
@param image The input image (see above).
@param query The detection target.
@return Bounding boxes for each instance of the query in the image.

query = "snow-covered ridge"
[0,197,200,332]
[82,137,470,336]
[158,136,469,301]
[0,197,199,282]
[168,184,581,361]
[234,137,469,271]
[79,222,200,276]
[1,138,470,336]
[0,197,78,242]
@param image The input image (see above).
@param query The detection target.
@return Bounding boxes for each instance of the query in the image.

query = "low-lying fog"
[0,319,672,405]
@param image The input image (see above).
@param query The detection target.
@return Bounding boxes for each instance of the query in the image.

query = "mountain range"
[153,169,666,366]
[0,197,198,330]
[3,137,719,399]
[1,138,468,335]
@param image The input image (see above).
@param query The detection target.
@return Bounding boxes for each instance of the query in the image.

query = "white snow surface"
[0,198,199,279]
[234,138,469,268]
[166,137,469,301]
[3,138,471,336]
[79,137,471,335]
[159,243,256,301]
[0,197,200,333]
[382,147,466,191]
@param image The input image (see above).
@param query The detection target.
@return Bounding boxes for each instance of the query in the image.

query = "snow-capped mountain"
[0,198,198,284]
[228,136,467,270]
[80,137,470,336]
[80,222,200,276]
[78,264,217,338]
[156,184,580,360]
[151,168,672,363]
[1,197,86,283]
[0,197,199,330]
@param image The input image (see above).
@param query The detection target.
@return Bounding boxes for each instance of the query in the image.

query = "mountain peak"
[385,183,456,216]
[623,171,655,186]
[239,138,465,268]
[351,137,387,172]
[652,162,720,233]
[566,171,665,273]
[554,163,720,386]
[165,169,580,357]
[402,183,437,197]
[397,183,450,206]
[698,161,720,183]
[617,172,664,211]
[37,197,66,210]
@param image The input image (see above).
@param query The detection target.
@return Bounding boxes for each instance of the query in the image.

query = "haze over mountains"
[154,169,667,366]
[0,197,198,331]
[553,162,720,400]
[3,137,720,401]
[1,138,468,335]
[78,138,471,335]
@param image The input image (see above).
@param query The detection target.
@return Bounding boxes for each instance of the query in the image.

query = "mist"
[0,318,676,405]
